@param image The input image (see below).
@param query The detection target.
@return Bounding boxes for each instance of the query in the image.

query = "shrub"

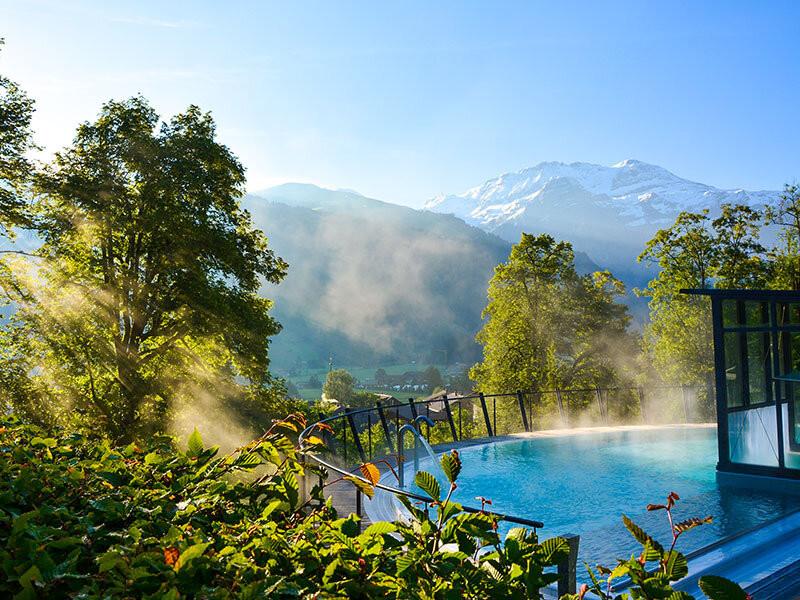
[0,415,567,598]
[0,415,749,599]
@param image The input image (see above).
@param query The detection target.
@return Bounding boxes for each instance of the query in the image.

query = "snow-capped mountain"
[424,159,781,283]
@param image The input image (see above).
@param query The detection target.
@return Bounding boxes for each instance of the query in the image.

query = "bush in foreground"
[0,415,747,599]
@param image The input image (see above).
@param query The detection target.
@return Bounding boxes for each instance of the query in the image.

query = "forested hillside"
[245,184,600,369]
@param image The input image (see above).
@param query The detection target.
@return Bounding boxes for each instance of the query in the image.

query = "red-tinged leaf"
[163,547,179,567]
[674,515,713,533]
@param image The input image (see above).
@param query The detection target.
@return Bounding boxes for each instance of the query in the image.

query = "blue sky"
[2,0,799,207]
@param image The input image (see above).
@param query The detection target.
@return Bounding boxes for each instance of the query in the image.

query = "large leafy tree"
[0,97,287,441]
[767,184,800,289]
[471,233,632,394]
[638,204,768,388]
[0,39,35,234]
[322,368,356,404]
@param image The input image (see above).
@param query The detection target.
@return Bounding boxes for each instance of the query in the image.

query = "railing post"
[345,409,366,464]
[376,401,395,454]
[528,394,534,431]
[367,412,373,460]
[458,400,463,440]
[408,398,418,420]
[355,487,363,533]
[638,387,647,424]
[397,427,405,488]
[342,418,348,463]
[443,395,458,442]
[479,392,494,437]
[556,390,567,427]
[681,385,690,423]
[516,390,530,432]
[595,387,607,425]
[299,452,307,503]
[425,403,431,440]
[557,534,580,596]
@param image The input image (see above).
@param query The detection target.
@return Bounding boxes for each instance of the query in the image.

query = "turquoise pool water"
[401,426,800,574]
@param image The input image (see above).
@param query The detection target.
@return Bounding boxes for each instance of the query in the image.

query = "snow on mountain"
[424,159,781,283]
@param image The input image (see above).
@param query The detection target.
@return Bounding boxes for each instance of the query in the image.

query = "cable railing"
[298,384,712,596]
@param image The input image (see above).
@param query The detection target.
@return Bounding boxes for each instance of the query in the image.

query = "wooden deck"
[325,477,372,527]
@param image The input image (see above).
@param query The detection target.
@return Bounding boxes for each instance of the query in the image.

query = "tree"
[0,97,287,441]
[284,379,300,398]
[638,204,768,388]
[767,184,800,289]
[0,39,35,235]
[306,374,322,388]
[471,233,632,394]
[374,368,388,385]
[322,369,355,404]
[423,365,444,392]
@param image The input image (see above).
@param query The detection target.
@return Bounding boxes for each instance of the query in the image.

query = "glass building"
[684,288,800,478]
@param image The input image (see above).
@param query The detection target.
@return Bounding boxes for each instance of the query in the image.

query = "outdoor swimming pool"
[367,425,800,576]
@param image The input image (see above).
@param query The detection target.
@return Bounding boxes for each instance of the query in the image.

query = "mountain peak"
[612,158,646,168]
[423,159,780,280]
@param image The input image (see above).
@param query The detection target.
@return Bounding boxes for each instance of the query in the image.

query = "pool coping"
[426,422,716,452]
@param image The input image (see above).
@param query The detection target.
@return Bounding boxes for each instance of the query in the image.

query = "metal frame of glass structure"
[683,288,800,479]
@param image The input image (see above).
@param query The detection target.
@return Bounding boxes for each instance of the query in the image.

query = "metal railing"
[298,384,711,595]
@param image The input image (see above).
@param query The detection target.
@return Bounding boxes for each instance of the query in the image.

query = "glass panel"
[724,332,744,408]
[782,402,800,466]
[728,405,779,467]
[778,303,800,327]
[746,332,770,405]
[744,301,769,326]
[722,300,739,327]
[778,331,800,380]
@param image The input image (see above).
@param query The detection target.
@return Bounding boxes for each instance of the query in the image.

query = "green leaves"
[698,575,750,600]
[440,450,461,484]
[186,428,203,457]
[622,514,665,555]
[344,475,375,499]
[582,494,746,600]
[2,95,288,442]
[175,542,211,571]
[414,471,441,502]
[663,550,688,580]
[0,417,750,600]
[30,437,57,448]
[471,231,632,401]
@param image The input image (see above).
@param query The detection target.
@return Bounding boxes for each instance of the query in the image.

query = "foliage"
[471,233,634,396]
[347,390,382,409]
[766,184,800,289]
[0,96,287,441]
[563,492,748,600]
[0,38,36,235]
[423,365,445,393]
[323,368,356,404]
[0,415,572,599]
[637,205,768,393]
[247,187,517,371]
[285,379,301,398]
[354,448,571,598]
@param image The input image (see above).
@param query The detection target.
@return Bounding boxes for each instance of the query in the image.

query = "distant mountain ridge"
[244,184,598,369]
[424,159,781,284]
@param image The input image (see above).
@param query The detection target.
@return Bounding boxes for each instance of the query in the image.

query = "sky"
[2,0,800,208]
